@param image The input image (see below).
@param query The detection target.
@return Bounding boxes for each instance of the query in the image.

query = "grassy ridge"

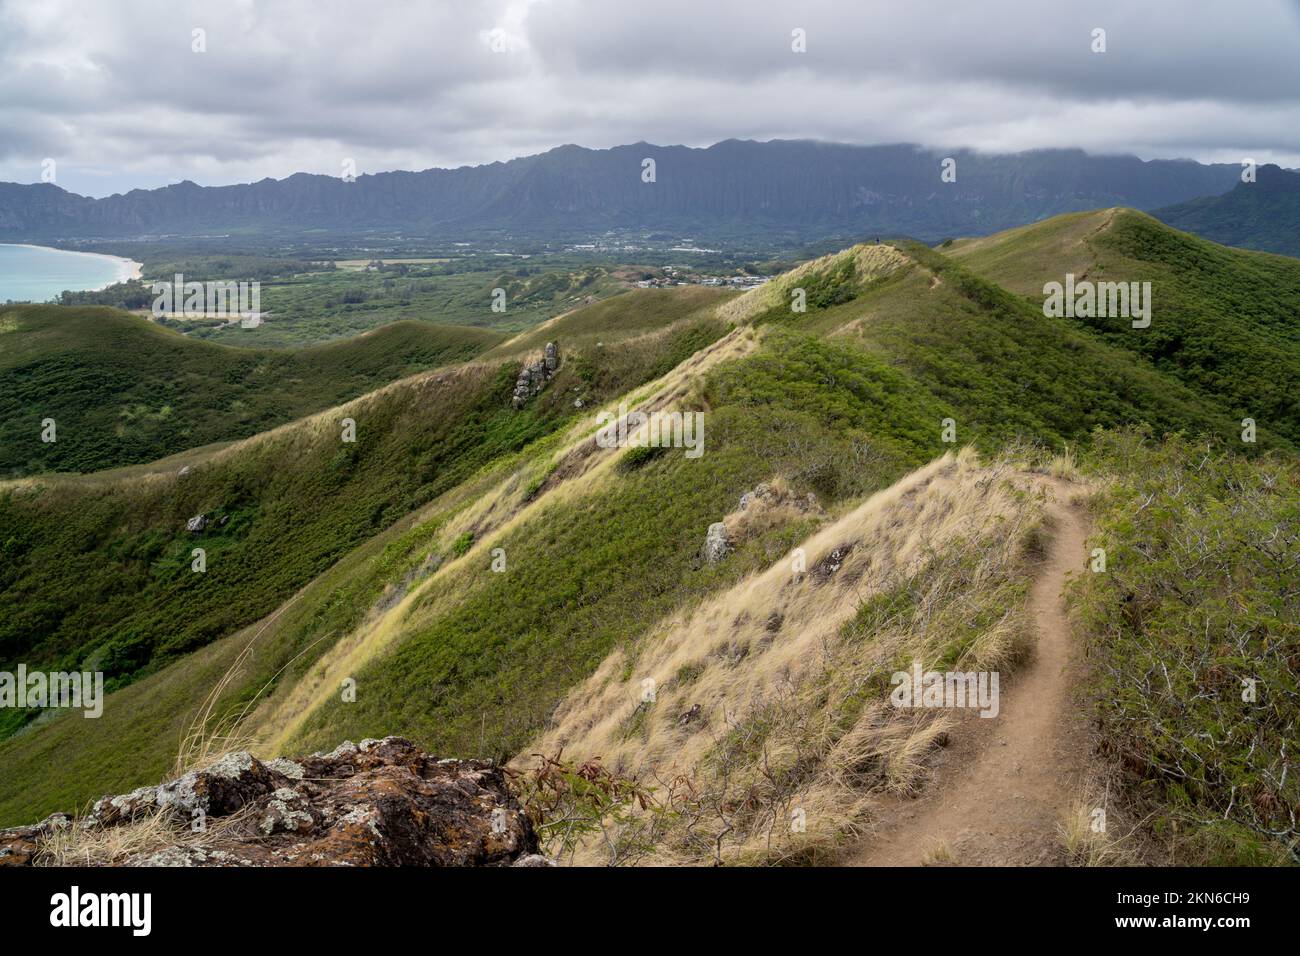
[286,265,1264,764]
[0,305,505,476]
[0,311,729,735]
[289,332,942,760]
[2,213,1297,843]
[948,210,1300,449]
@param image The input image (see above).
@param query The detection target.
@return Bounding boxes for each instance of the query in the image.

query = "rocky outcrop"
[512,342,560,408]
[703,522,732,564]
[185,514,207,533]
[738,482,819,514]
[0,813,71,866]
[0,737,541,867]
[703,482,822,566]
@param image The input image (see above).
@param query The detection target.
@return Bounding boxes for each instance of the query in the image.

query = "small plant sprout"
[1242,158,1257,183]
[1241,418,1256,443]
[790,807,806,833]
[41,158,56,183]
[1091,27,1106,53]
[941,417,957,443]
[340,417,356,443]
[341,677,357,703]
[491,287,507,313]
[640,677,656,703]
[491,547,506,572]
[790,27,806,53]
[791,286,807,313]
[1241,677,1258,703]
[1090,547,1107,573]
[41,417,56,443]
[191,27,207,53]
[640,157,656,183]
[341,158,357,183]
[191,548,206,573]
[941,157,957,183]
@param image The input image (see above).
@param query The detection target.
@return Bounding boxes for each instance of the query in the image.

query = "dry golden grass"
[1046,445,1081,482]
[525,448,1051,864]
[920,838,956,866]
[247,324,760,755]
[1059,782,1142,867]
[34,804,255,867]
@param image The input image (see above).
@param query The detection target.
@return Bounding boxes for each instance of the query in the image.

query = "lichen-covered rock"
[0,813,70,866]
[1,737,541,868]
[88,785,158,827]
[811,543,855,582]
[155,750,282,817]
[264,757,305,780]
[512,342,561,408]
[738,483,772,511]
[703,522,732,564]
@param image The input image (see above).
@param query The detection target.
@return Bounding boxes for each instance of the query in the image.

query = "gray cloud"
[1,0,1297,197]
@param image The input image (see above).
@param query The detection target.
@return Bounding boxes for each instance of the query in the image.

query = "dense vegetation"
[0,313,729,742]
[947,209,1300,450]
[173,260,627,347]
[1,210,1297,848]
[1156,165,1300,258]
[1074,429,1298,865]
[290,332,939,759]
[1085,213,1300,449]
[0,305,503,476]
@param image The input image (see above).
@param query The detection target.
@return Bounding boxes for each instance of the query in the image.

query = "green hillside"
[948,209,1300,450]
[0,297,730,743]
[1,212,1295,867]
[1155,164,1300,258]
[0,305,506,477]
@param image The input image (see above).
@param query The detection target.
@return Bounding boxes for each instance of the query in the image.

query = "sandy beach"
[6,243,142,291]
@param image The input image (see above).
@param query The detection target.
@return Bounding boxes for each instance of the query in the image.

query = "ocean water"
[0,244,138,304]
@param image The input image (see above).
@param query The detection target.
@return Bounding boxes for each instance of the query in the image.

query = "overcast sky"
[2,0,1298,197]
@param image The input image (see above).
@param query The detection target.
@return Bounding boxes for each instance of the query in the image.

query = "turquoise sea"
[0,243,139,304]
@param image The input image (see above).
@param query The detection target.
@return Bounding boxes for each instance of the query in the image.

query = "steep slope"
[1155,164,1300,257]
[848,480,1091,866]
[0,292,731,744]
[948,209,1300,449]
[0,141,1239,244]
[250,233,1263,765]
[0,305,505,476]
[526,449,1060,864]
[1,214,1293,840]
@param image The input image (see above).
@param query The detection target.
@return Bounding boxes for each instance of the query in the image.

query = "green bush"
[1074,428,1299,864]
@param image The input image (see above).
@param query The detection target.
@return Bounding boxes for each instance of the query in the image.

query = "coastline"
[2,242,143,291]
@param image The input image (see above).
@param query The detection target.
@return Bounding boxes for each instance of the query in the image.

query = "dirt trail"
[848,479,1092,867]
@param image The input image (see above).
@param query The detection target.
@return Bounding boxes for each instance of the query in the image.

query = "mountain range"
[1155,163,1300,257]
[0,140,1246,247]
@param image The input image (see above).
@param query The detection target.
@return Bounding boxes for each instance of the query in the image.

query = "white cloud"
[1,0,1298,196]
